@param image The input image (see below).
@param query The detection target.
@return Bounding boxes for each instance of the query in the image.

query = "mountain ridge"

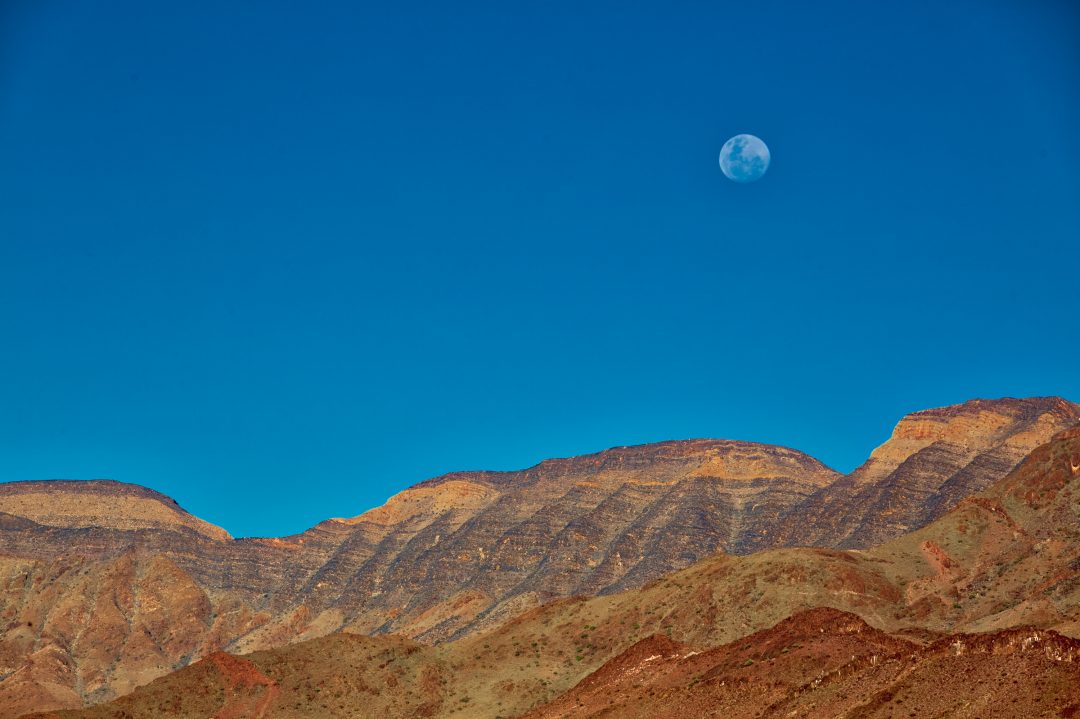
[0,395,1077,715]
[8,396,1074,539]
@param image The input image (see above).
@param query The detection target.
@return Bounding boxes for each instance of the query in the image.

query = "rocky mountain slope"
[28,608,1080,719]
[0,396,1076,715]
[34,421,1080,719]
[520,608,1080,719]
[759,396,1080,550]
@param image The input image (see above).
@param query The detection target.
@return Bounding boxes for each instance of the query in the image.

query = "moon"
[719,134,770,183]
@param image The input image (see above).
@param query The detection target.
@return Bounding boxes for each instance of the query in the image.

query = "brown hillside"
[521,608,1080,719]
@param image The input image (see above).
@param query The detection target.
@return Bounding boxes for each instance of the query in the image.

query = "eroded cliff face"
[289,439,840,644]
[0,551,274,716]
[758,396,1080,550]
[0,396,1076,715]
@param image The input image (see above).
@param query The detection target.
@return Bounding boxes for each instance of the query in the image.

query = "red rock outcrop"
[521,608,1080,719]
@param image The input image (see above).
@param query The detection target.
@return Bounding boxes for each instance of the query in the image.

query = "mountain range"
[2,396,1079,717]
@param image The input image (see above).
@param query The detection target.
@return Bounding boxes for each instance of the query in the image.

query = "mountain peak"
[858,395,1080,481]
[0,479,231,541]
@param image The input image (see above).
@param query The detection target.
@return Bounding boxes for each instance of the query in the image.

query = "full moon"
[719,134,770,183]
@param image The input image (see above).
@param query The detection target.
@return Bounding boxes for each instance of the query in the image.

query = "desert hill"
[520,608,1080,719]
[27,609,1080,718]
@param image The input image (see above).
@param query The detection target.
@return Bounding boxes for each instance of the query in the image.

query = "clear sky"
[2,0,1078,537]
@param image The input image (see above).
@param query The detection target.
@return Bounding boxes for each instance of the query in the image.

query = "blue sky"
[2,0,1078,537]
